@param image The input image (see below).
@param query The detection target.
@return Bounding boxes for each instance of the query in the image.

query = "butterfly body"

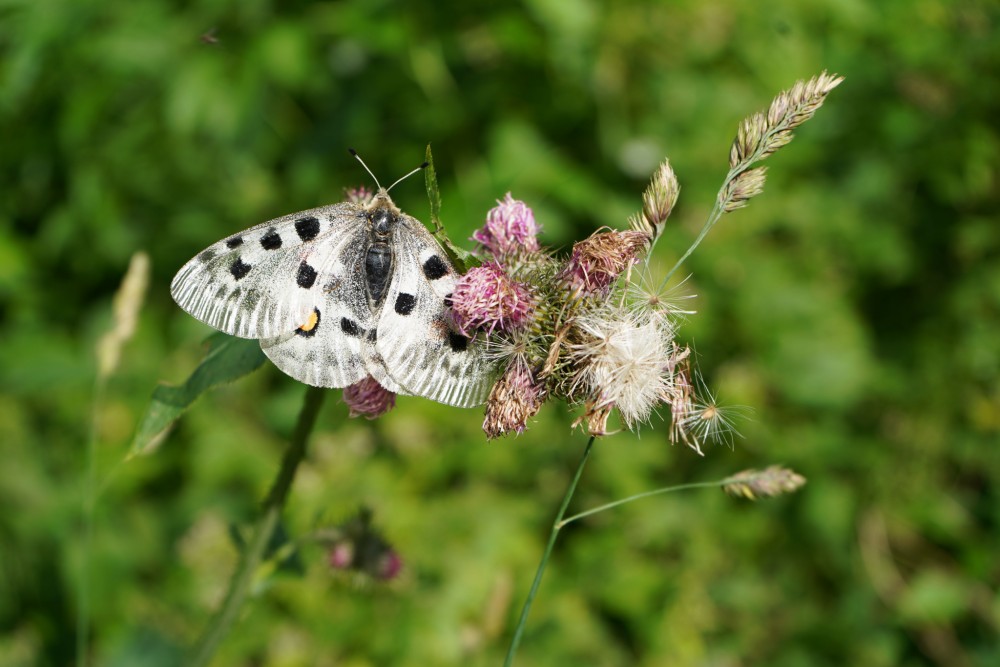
[171,190,495,407]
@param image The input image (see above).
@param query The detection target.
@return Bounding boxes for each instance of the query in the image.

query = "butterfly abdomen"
[365,243,393,304]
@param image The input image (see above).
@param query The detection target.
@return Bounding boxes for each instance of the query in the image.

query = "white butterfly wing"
[170,202,365,339]
[259,233,374,388]
[366,216,497,407]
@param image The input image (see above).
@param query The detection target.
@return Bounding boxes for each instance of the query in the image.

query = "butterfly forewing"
[170,203,365,339]
[366,215,496,408]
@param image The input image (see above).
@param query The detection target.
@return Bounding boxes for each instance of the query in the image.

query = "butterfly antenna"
[386,161,430,193]
[348,148,383,191]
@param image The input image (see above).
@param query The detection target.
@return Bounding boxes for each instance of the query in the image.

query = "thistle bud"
[342,376,396,419]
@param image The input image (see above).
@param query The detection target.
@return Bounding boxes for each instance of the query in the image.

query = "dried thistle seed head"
[723,466,807,500]
[342,376,396,419]
[721,166,768,212]
[482,360,546,439]
[569,309,674,430]
[450,261,536,336]
[573,399,614,437]
[472,192,541,257]
[558,230,650,297]
[637,159,680,239]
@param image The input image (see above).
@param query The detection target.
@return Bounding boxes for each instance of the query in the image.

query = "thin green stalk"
[659,167,738,288]
[558,479,725,528]
[187,385,326,667]
[78,376,106,667]
[504,436,596,667]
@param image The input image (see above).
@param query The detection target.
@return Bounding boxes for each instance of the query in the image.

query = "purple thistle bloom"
[472,193,541,257]
[342,376,396,419]
[450,261,535,336]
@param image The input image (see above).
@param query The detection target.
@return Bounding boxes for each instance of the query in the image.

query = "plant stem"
[187,385,326,667]
[504,436,596,667]
[77,377,106,667]
[558,480,725,527]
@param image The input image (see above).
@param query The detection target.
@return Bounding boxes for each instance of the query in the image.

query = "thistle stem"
[504,436,596,667]
[187,385,326,667]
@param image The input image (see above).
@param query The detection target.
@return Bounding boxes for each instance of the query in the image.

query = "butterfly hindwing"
[170,202,366,339]
[259,231,374,388]
[365,215,496,407]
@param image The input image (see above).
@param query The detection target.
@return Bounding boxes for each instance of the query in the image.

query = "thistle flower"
[558,230,650,297]
[342,376,396,419]
[483,359,545,439]
[723,466,807,500]
[472,193,541,257]
[450,261,536,336]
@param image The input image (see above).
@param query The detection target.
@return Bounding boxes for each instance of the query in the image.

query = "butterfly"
[170,155,496,407]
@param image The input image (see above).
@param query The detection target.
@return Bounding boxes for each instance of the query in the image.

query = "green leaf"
[425,143,481,274]
[424,143,443,233]
[130,333,266,456]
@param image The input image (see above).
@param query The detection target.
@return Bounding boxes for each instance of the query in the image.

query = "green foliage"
[1,1,998,666]
[131,334,266,456]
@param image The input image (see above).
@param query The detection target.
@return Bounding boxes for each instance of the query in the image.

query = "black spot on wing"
[341,318,362,337]
[444,292,453,308]
[394,293,416,315]
[225,236,244,249]
[230,258,251,280]
[422,255,448,280]
[367,328,377,343]
[297,261,317,289]
[260,229,282,250]
[295,216,320,241]
[447,331,469,352]
[199,249,217,262]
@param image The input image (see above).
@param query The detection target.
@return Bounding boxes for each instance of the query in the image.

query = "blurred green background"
[2,0,998,665]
